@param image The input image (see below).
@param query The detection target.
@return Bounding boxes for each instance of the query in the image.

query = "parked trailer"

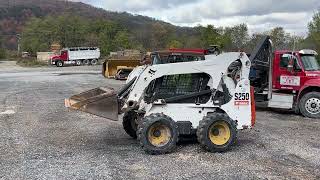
[51,47,100,67]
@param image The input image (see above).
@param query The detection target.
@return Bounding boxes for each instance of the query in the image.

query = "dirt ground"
[0,62,320,179]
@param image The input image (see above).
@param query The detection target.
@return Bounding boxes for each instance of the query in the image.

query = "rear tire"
[83,59,90,65]
[90,59,98,65]
[197,113,237,152]
[76,60,82,66]
[122,111,138,139]
[299,92,320,118]
[56,61,63,67]
[137,113,178,155]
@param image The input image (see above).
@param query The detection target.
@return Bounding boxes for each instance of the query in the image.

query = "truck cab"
[249,36,320,118]
[51,50,68,66]
[272,49,320,91]
[271,49,320,118]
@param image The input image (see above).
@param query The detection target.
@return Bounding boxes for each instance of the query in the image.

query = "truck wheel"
[137,113,178,155]
[122,111,138,139]
[90,59,98,65]
[83,59,90,65]
[56,61,64,67]
[76,60,82,66]
[299,92,320,118]
[197,113,237,152]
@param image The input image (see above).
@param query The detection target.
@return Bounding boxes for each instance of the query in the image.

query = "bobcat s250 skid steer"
[65,51,256,154]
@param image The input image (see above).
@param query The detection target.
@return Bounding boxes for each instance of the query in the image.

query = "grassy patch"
[16,58,47,67]
[0,48,7,60]
[0,50,21,61]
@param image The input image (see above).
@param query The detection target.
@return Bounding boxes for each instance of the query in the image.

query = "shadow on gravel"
[256,106,299,115]
[81,133,199,152]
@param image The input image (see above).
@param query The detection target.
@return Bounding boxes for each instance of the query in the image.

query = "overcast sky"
[75,0,319,36]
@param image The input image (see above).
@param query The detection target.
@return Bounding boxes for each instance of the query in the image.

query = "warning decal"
[234,101,250,106]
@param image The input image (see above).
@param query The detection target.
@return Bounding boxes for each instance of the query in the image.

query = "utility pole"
[16,34,21,56]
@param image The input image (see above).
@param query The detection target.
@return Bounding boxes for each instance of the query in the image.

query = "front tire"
[197,113,237,152]
[122,111,138,139]
[56,61,64,67]
[137,113,178,155]
[299,92,320,118]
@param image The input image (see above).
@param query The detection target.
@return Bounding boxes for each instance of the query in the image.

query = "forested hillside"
[0,0,319,57]
[0,0,198,51]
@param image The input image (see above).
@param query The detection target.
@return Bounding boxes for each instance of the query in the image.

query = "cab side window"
[280,55,289,68]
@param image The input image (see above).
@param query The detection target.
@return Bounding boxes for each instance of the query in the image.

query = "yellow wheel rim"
[209,121,231,146]
[148,123,171,147]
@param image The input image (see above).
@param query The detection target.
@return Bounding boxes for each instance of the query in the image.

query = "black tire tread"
[56,60,63,67]
[90,59,98,65]
[197,113,237,152]
[137,113,178,155]
[122,111,138,139]
[76,60,82,66]
[299,92,320,118]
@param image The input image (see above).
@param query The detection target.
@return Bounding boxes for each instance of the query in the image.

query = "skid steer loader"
[66,52,256,154]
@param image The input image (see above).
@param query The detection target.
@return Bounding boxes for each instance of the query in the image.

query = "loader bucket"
[65,87,119,121]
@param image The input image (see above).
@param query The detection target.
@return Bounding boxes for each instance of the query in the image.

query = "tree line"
[1,10,320,58]
[20,15,134,56]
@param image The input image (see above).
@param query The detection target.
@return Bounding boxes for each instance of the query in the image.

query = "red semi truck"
[250,36,320,118]
[51,47,100,67]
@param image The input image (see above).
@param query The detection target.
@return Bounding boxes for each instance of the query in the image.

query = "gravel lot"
[0,62,320,179]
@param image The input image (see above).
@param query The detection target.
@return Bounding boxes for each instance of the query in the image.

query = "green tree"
[0,37,6,59]
[55,16,88,47]
[21,15,129,56]
[286,35,305,50]
[199,25,224,48]
[245,33,267,52]
[227,24,249,50]
[269,27,288,49]
[113,31,132,50]
[150,22,169,49]
[90,19,122,55]
[308,10,320,53]
[21,17,51,55]
[184,36,202,48]
[167,40,183,48]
